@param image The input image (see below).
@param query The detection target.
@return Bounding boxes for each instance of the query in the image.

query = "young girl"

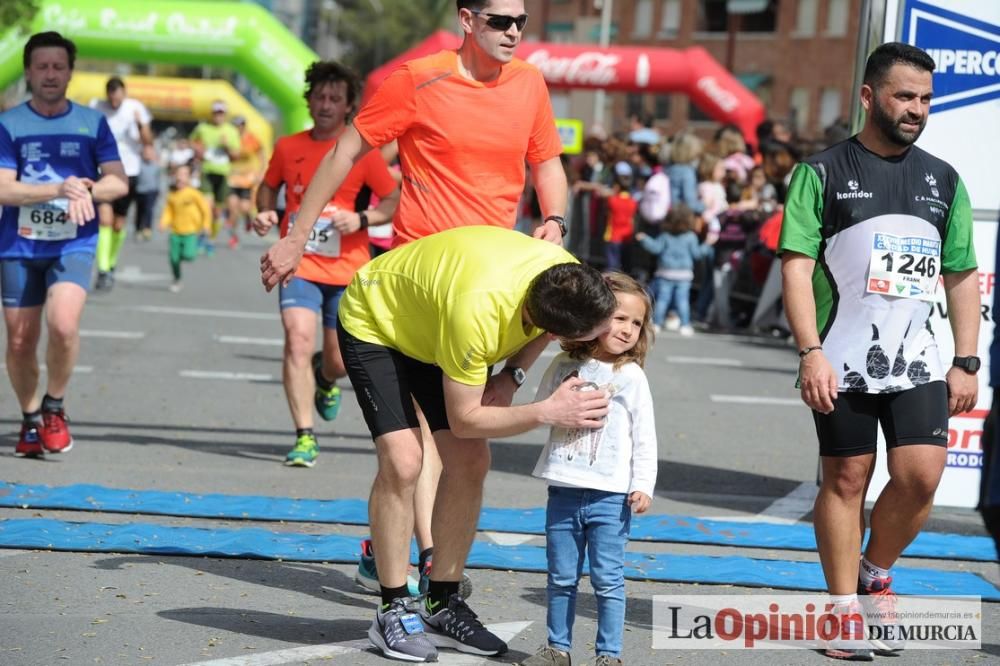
[159,163,212,292]
[602,175,637,271]
[523,272,658,666]
[635,204,708,336]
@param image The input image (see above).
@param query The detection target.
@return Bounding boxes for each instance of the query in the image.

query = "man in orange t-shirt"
[261,3,567,660]
[253,61,399,469]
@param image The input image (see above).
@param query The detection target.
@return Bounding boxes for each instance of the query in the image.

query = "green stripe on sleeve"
[941,177,977,273]
[778,163,824,259]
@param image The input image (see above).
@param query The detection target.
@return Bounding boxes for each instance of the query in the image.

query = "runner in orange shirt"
[253,60,399,469]
[261,2,566,660]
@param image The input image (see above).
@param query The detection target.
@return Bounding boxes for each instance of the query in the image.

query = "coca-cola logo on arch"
[525,49,620,87]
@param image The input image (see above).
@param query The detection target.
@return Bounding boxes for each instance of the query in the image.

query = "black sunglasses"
[470,9,528,32]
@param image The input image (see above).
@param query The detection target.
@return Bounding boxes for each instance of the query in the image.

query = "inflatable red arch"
[363,30,766,149]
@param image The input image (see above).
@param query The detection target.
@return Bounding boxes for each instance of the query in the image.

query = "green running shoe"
[312,351,342,421]
[284,433,319,468]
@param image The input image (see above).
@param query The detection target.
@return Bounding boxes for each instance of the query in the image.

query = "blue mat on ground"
[1,481,995,562]
[0,518,997,600]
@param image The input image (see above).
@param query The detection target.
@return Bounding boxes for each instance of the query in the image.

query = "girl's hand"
[628,491,651,514]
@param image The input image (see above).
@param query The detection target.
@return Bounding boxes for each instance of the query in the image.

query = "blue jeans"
[650,277,691,326]
[605,242,623,271]
[546,486,631,658]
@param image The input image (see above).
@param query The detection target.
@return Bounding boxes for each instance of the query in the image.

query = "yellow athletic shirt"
[338,227,577,385]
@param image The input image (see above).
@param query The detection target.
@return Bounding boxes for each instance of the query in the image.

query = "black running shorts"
[337,316,451,440]
[111,176,138,216]
[812,380,949,457]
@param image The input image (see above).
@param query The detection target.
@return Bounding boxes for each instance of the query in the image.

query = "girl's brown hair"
[664,203,695,235]
[561,272,653,369]
[697,153,722,182]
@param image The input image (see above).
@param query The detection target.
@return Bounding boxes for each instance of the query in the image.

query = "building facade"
[524,0,860,141]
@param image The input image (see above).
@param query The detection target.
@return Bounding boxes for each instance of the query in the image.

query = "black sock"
[295,428,314,438]
[22,410,42,426]
[418,547,433,573]
[313,354,335,391]
[426,580,459,610]
[380,584,410,608]
[41,394,63,413]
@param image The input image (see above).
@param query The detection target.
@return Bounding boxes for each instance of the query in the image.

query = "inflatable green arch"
[0,0,317,133]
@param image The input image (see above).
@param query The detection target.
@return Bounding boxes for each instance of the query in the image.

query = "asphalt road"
[0,230,996,666]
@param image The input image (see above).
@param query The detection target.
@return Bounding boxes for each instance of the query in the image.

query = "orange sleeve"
[263,138,285,189]
[361,150,399,200]
[525,71,562,165]
[353,67,417,149]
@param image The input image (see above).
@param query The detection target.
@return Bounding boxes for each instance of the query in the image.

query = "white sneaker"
[653,324,662,334]
[679,325,695,337]
[169,281,183,293]
[665,316,681,331]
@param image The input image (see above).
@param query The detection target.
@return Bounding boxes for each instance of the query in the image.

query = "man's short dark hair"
[23,31,76,69]
[106,76,125,94]
[526,263,616,340]
[303,60,360,108]
[456,1,489,11]
[863,42,936,90]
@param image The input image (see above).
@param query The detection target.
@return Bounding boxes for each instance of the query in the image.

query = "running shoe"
[94,271,112,292]
[40,410,73,453]
[312,351,341,421]
[823,601,873,661]
[354,538,420,597]
[519,645,572,666]
[859,576,904,654]
[284,433,318,467]
[419,593,507,656]
[15,424,44,458]
[368,597,438,663]
[418,557,474,600]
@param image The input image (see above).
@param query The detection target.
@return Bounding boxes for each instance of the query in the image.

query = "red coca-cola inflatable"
[362,30,766,148]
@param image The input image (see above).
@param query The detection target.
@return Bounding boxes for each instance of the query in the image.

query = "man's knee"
[890,468,941,503]
[822,461,869,500]
[376,440,424,489]
[283,325,314,363]
[441,439,490,481]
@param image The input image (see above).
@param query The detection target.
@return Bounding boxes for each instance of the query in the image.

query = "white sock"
[859,556,890,587]
[829,593,858,608]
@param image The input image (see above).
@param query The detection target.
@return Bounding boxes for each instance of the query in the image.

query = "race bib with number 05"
[289,204,341,258]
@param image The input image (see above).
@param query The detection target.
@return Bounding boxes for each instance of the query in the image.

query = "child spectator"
[636,204,707,336]
[521,272,657,666]
[159,164,211,292]
[603,176,637,271]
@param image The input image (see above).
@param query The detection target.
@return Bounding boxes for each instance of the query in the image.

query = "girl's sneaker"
[679,325,695,336]
[519,645,571,665]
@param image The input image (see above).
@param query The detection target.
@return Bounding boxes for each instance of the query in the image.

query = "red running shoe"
[40,410,73,453]
[15,424,44,458]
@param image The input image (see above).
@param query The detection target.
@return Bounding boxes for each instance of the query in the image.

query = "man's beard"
[870,98,926,147]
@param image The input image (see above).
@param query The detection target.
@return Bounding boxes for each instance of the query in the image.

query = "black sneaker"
[368,598,438,663]
[419,593,507,656]
[94,271,111,291]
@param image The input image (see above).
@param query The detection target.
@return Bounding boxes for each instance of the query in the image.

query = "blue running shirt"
[0,101,120,259]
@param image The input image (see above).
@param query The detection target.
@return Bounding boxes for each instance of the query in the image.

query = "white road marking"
[179,370,276,382]
[0,364,92,374]
[176,621,532,666]
[709,394,801,406]
[214,335,283,346]
[114,265,171,283]
[756,481,818,523]
[483,531,536,546]
[667,356,745,367]
[131,305,279,321]
[80,329,146,339]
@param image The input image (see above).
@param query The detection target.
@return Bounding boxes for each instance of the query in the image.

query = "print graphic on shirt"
[551,382,619,468]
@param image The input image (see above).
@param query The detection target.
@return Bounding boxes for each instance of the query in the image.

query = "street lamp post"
[593,0,613,128]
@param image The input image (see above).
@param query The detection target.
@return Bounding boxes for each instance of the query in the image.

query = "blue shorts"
[279,277,345,329]
[1,253,93,308]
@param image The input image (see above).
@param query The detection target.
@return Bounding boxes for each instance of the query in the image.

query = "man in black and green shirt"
[780,42,980,661]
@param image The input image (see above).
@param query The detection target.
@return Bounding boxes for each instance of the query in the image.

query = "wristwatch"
[953,356,982,373]
[358,211,369,230]
[501,366,527,388]
[544,215,568,237]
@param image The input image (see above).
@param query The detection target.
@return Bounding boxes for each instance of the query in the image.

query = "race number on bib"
[17,200,77,241]
[866,232,941,301]
[206,146,230,164]
[289,204,341,258]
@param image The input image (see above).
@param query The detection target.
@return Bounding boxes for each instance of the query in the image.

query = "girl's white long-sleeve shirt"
[532,352,658,497]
